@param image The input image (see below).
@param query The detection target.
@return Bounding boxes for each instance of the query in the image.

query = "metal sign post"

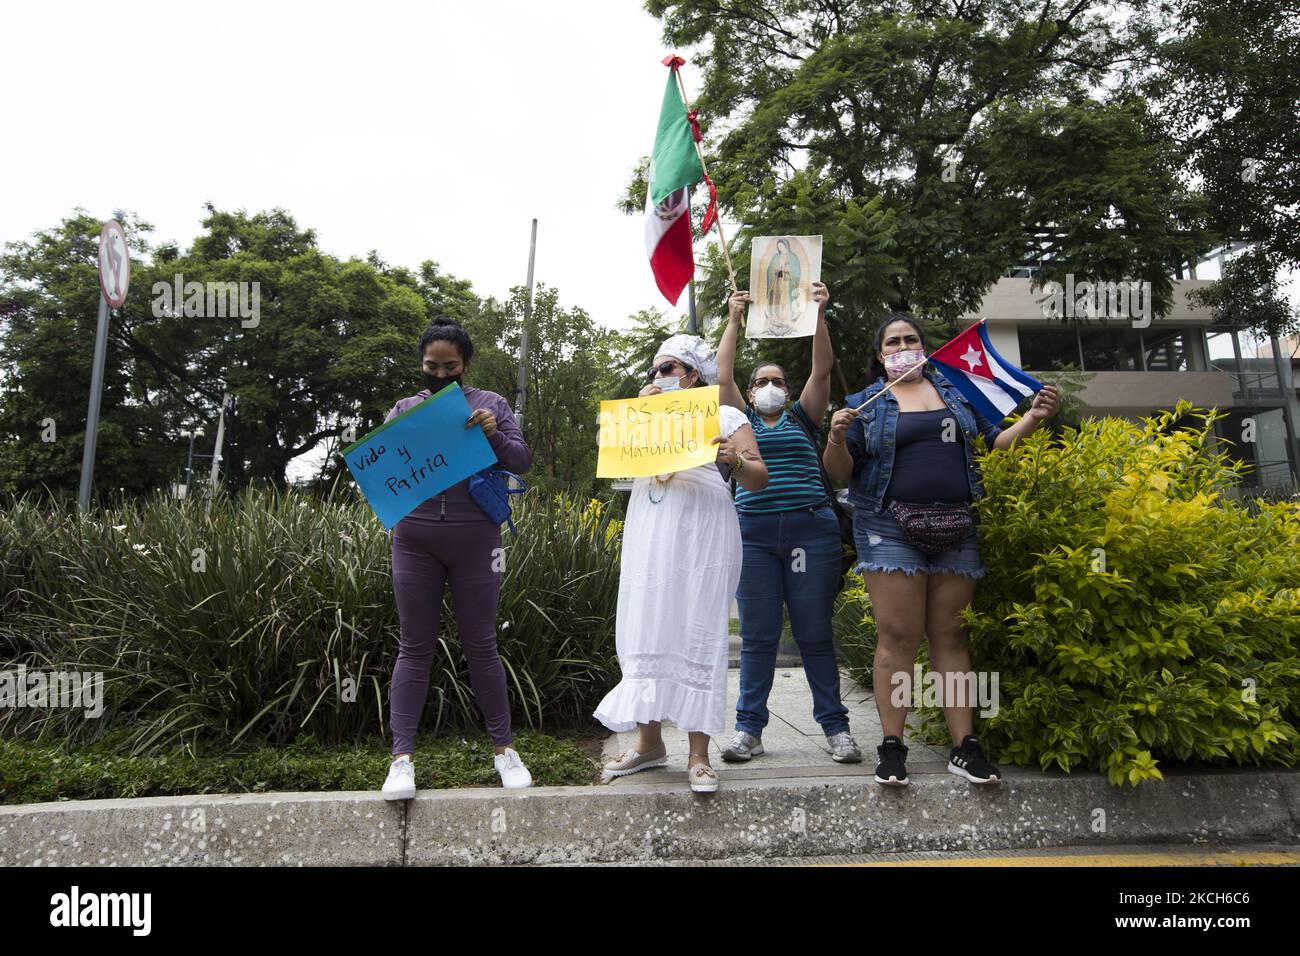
[78,220,130,512]
[205,393,231,518]
[513,219,538,428]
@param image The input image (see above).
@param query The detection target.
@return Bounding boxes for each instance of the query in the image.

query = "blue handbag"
[468,467,527,534]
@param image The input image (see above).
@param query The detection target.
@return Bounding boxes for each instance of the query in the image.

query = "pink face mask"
[884,348,926,381]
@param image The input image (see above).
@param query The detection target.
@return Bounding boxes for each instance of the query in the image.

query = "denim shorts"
[852,504,987,580]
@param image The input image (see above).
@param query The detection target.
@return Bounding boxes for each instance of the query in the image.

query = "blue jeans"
[735,504,849,737]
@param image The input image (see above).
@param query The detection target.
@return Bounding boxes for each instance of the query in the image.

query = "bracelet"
[730,454,746,476]
[828,436,844,446]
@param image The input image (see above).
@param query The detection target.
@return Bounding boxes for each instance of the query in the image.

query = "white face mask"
[655,376,682,392]
[753,382,788,413]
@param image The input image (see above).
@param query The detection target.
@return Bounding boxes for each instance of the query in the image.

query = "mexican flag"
[644,57,713,306]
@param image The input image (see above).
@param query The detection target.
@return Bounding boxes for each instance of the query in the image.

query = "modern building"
[961,275,1300,491]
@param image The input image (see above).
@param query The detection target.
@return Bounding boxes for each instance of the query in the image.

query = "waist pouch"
[887,500,974,555]
[468,468,527,534]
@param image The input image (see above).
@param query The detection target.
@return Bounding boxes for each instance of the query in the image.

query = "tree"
[0,208,478,497]
[477,285,624,496]
[1187,246,1300,342]
[1145,0,1300,341]
[0,211,173,498]
[632,0,1216,395]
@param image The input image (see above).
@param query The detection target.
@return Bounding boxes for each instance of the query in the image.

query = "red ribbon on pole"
[662,54,685,69]
[700,174,719,235]
[686,109,704,143]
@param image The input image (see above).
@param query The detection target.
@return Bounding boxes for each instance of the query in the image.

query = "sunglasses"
[646,360,689,382]
[752,376,786,389]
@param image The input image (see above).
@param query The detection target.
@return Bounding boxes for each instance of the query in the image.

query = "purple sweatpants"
[389,517,511,753]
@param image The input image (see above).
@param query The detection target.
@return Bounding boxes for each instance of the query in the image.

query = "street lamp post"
[180,427,204,497]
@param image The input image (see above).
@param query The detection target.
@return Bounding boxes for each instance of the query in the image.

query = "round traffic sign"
[98,220,131,308]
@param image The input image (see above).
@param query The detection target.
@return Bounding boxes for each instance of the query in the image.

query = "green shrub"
[835,577,877,684]
[0,485,622,754]
[965,402,1299,784]
[835,402,1300,784]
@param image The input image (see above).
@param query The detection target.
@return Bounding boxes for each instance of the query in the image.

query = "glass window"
[1018,327,1080,371]
[1079,326,1142,371]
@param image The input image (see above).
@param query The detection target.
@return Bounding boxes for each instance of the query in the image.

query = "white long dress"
[594,404,749,736]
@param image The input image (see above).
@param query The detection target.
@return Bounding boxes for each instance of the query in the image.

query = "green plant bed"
[0,730,599,805]
[0,485,622,754]
[836,577,878,682]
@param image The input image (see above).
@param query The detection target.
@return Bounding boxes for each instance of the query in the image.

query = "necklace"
[647,473,674,504]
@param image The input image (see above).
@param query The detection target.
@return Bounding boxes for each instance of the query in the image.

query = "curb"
[2,769,1298,866]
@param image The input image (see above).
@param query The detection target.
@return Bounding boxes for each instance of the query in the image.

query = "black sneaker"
[874,735,909,786]
[948,734,1001,784]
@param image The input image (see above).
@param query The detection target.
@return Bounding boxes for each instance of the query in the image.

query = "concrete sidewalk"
[603,665,955,781]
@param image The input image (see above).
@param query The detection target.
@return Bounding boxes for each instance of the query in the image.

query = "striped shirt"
[734,399,832,514]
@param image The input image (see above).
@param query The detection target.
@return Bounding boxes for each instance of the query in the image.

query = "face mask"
[753,383,788,413]
[423,372,462,393]
[883,349,926,381]
[655,376,682,392]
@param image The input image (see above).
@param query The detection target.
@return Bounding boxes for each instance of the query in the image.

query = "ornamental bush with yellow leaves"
[960,401,1299,785]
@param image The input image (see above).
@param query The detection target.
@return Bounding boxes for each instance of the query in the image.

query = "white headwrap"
[655,334,718,386]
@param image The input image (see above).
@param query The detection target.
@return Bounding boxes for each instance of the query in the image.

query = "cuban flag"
[927,319,1043,423]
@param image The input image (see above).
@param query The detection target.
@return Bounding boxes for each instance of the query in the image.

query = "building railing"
[1210,365,1283,399]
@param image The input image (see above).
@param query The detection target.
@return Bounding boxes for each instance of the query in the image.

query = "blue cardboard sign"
[340,383,498,528]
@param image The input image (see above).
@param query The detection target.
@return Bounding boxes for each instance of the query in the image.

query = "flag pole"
[671,63,738,294]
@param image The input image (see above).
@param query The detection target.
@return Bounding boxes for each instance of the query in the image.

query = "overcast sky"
[1,0,693,332]
[4,0,1292,339]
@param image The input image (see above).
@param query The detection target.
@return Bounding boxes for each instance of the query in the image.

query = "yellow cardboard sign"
[596,385,721,478]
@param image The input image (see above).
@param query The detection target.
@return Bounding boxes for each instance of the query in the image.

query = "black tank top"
[884,408,970,504]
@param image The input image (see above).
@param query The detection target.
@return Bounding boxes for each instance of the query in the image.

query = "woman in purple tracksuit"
[379,317,534,798]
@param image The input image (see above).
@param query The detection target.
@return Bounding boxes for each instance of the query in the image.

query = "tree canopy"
[0,207,654,501]
[627,0,1295,395]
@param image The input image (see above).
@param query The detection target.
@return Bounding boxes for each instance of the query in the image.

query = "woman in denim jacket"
[823,313,1059,787]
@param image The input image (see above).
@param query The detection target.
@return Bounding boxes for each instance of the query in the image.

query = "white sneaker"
[494,747,533,789]
[721,730,763,762]
[382,756,416,801]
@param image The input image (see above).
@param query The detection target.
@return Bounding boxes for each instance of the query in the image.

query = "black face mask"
[422,372,462,393]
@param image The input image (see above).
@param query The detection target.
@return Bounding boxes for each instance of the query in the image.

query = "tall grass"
[0,485,622,755]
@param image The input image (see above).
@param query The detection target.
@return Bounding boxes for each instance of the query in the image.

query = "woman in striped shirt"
[716,281,862,765]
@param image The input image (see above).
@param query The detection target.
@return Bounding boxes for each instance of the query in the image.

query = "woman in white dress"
[595,334,769,793]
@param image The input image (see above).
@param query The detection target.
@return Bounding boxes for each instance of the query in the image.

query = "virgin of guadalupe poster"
[746,235,823,338]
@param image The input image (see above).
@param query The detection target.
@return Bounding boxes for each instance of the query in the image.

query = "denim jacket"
[843,368,1004,513]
